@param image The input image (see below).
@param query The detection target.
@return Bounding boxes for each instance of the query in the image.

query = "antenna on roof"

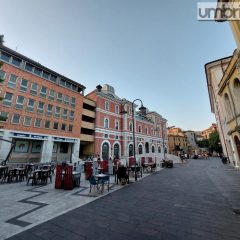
[0,35,4,46]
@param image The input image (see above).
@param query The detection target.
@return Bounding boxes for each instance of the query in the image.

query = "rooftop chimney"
[96,85,102,92]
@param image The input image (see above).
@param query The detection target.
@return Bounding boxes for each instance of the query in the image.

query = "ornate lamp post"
[121,99,146,181]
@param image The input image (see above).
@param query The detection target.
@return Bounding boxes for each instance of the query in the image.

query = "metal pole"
[162,123,165,159]
[132,102,137,181]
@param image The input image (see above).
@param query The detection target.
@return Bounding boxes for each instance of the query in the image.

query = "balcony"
[81,121,94,130]
[80,134,94,142]
[82,109,95,118]
[83,98,96,107]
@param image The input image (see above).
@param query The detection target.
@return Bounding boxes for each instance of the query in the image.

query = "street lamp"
[121,99,146,181]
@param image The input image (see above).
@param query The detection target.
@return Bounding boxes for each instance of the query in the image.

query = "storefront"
[0,130,80,164]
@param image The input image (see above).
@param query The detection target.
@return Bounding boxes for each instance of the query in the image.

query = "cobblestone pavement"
[6,158,240,240]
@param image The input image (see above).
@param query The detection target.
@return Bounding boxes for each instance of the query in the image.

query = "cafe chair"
[89,176,99,193]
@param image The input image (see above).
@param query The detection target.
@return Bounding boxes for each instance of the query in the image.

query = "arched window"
[115,120,119,130]
[138,145,143,155]
[104,118,109,128]
[233,78,240,114]
[114,143,120,159]
[145,142,149,153]
[129,144,133,157]
[145,127,148,134]
[102,142,109,160]
[234,136,240,161]
[129,122,133,132]
[138,125,141,133]
[158,146,161,153]
[152,145,155,153]
[105,101,109,110]
[224,93,234,120]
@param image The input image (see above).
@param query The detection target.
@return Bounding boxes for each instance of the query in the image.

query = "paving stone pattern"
[7,158,240,240]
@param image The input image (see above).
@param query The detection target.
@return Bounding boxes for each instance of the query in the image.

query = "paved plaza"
[0,166,157,240]
[3,158,240,239]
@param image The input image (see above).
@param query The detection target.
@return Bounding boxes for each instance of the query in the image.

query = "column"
[40,136,53,163]
[71,138,80,164]
[0,130,12,162]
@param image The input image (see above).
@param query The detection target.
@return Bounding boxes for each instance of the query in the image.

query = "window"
[60,79,66,87]
[16,96,25,109]
[66,81,71,89]
[69,124,73,132]
[60,142,69,153]
[152,145,155,153]
[0,70,6,81]
[102,142,109,160]
[115,120,119,130]
[34,118,41,128]
[69,111,74,121]
[37,102,44,113]
[129,122,133,132]
[23,116,32,126]
[34,67,42,76]
[105,101,109,111]
[145,127,148,134]
[61,123,66,131]
[45,120,51,129]
[40,86,47,98]
[27,99,35,112]
[25,63,33,72]
[55,107,60,118]
[12,114,21,124]
[8,74,17,88]
[53,122,59,130]
[0,111,8,121]
[104,134,108,138]
[3,92,13,106]
[71,97,76,107]
[43,71,50,79]
[104,118,109,128]
[20,79,28,92]
[57,92,62,103]
[49,89,55,101]
[138,145,143,155]
[64,95,69,105]
[138,125,142,133]
[145,142,149,153]
[12,57,21,67]
[47,104,53,116]
[62,108,68,119]
[31,141,42,153]
[129,107,132,116]
[113,143,120,159]
[30,82,38,96]
[1,52,11,62]
[50,75,57,83]
[115,135,119,140]
[129,144,133,157]
[158,146,161,153]
[115,105,119,114]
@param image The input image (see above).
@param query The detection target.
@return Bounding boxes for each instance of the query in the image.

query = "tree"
[208,131,222,154]
[197,139,209,148]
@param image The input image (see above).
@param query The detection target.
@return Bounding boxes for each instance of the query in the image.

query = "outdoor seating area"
[0,163,55,185]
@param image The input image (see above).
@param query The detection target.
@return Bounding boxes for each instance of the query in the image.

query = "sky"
[0,0,236,131]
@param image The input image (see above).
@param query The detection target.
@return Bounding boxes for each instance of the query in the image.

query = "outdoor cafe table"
[95,173,109,193]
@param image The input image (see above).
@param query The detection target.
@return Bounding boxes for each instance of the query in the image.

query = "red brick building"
[87,84,168,163]
[0,45,85,163]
